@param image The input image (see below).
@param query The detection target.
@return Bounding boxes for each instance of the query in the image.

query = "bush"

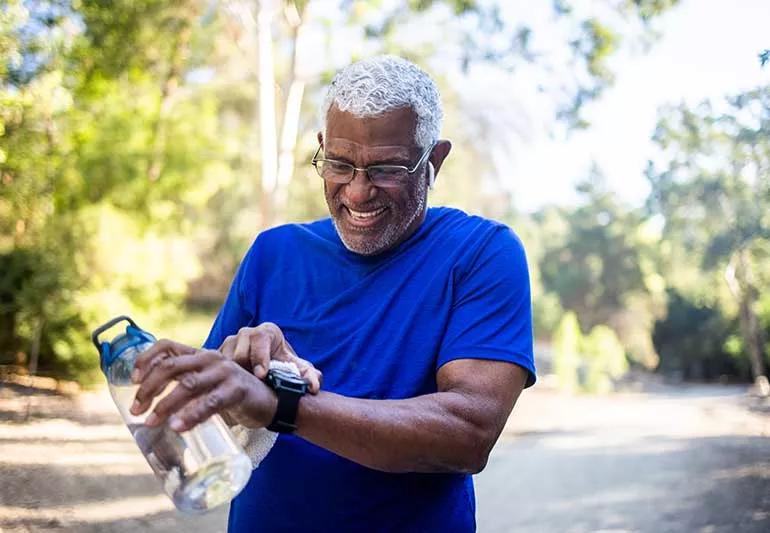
[0,205,202,383]
[653,289,746,381]
[552,312,582,393]
[552,311,629,393]
[581,324,628,393]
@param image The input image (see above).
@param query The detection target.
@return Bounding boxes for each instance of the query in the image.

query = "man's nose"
[344,168,377,203]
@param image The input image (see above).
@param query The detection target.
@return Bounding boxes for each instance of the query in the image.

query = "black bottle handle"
[91,315,139,351]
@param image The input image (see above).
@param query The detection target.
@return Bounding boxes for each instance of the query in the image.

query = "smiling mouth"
[343,206,388,227]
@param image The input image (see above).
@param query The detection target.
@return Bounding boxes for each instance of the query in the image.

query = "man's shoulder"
[236,218,335,276]
[427,207,525,253]
[252,217,334,249]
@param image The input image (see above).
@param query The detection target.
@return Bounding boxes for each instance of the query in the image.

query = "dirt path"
[476,384,770,533]
[1,381,768,532]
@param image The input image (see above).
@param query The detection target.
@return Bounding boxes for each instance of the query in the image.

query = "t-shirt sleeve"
[203,242,259,350]
[438,226,536,387]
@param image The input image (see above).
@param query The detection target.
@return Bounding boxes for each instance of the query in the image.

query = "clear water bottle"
[92,316,252,513]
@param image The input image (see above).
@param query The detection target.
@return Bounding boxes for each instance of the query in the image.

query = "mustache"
[331,198,392,211]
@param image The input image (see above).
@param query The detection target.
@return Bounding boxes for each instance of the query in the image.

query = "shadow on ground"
[476,433,770,533]
[0,382,118,425]
[0,509,227,533]
[3,381,768,532]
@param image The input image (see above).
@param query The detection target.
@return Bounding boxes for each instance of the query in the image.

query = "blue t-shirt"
[204,207,535,533]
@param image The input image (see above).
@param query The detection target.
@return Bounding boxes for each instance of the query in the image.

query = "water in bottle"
[92,316,252,513]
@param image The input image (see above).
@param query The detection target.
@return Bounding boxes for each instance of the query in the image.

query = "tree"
[216,0,680,226]
[538,167,664,367]
[552,311,629,393]
[0,1,216,379]
[647,89,770,392]
[553,311,582,393]
[0,0,680,382]
[652,289,742,381]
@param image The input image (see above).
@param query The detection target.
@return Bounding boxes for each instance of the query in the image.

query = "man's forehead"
[325,105,417,156]
[324,138,412,159]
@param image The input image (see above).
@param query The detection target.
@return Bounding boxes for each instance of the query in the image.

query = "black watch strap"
[267,387,302,433]
[265,369,307,434]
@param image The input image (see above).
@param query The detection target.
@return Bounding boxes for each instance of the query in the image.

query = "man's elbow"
[460,426,498,474]
[389,428,496,474]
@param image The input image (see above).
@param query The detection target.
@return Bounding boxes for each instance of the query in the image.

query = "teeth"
[348,207,386,219]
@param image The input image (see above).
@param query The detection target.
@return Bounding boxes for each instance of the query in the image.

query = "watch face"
[269,369,308,392]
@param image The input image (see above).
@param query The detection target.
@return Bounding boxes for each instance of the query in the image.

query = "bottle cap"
[92,316,156,374]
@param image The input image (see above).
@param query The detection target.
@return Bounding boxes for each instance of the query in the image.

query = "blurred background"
[1,0,769,531]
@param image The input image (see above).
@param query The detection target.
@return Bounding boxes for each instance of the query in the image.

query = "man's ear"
[317,131,324,146]
[428,140,452,184]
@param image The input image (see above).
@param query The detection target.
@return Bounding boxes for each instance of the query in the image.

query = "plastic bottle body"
[106,340,251,513]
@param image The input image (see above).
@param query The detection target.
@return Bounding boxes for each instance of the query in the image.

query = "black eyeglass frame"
[311,142,436,188]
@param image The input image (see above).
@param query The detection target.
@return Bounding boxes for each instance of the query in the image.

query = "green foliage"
[552,312,628,394]
[0,1,214,379]
[553,311,582,393]
[350,0,676,129]
[538,169,664,367]
[577,18,619,83]
[532,291,565,341]
[653,290,745,381]
[0,0,680,384]
[624,0,680,23]
[581,324,628,393]
[647,88,770,382]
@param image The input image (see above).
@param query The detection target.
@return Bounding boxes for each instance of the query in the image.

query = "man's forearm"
[294,390,503,474]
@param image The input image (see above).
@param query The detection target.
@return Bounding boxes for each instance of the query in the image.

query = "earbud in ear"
[428,162,435,188]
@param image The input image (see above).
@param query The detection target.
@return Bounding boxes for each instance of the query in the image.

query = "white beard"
[330,177,428,256]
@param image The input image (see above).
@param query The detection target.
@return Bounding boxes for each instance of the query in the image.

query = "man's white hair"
[321,55,443,149]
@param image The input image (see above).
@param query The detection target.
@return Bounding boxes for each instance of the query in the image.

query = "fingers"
[169,380,246,432]
[219,325,280,377]
[219,335,237,360]
[249,332,272,379]
[220,323,288,378]
[257,325,320,392]
[310,368,323,394]
[144,365,226,427]
[133,339,196,382]
[131,351,221,415]
[255,323,297,375]
[282,336,299,358]
[294,358,322,394]
[232,331,252,367]
[215,323,322,393]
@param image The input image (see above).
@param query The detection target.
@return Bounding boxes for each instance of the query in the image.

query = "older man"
[131,56,535,532]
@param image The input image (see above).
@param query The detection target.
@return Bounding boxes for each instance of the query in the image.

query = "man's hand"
[219,322,322,394]
[129,338,197,383]
[130,342,277,432]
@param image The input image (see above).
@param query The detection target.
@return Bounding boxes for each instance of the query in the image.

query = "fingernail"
[130,399,141,414]
[145,413,158,426]
[169,416,184,432]
[131,369,140,383]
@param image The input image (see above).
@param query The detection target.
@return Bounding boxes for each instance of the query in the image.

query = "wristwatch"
[265,368,308,433]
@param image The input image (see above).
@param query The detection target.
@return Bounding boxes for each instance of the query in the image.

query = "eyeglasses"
[311,143,435,188]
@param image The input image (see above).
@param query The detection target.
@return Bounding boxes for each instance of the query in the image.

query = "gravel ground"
[476,383,770,533]
[1,380,768,532]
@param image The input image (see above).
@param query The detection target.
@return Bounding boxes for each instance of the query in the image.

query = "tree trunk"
[274,1,309,219]
[147,10,196,182]
[257,0,279,228]
[24,318,44,421]
[0,304,17,364]
[725,250,768,390]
